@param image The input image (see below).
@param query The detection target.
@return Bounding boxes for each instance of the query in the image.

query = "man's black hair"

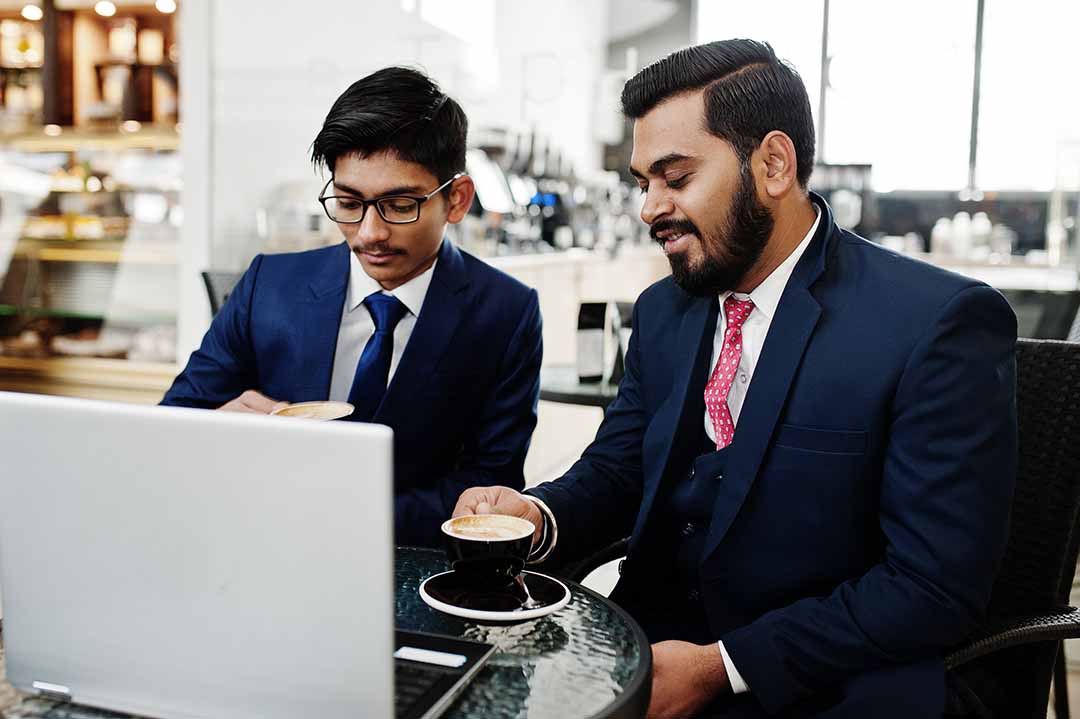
[621,39,815,187]
[311,67,467,187]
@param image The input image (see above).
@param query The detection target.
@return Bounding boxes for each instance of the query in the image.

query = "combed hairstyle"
[621,39,815,187]
[311,67,467,189]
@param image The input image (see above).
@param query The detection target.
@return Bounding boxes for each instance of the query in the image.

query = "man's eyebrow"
[629,153,696,181]
[331,181,424,197]
[647,153,695,176]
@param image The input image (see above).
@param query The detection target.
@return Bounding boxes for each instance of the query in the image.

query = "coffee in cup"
[270,401,354,421]
[441,514,536,590]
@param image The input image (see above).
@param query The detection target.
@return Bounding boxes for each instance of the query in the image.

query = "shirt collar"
[722,205,821,321]
[347,250,438,318]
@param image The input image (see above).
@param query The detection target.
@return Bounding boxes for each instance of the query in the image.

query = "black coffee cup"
[441,514,536,591]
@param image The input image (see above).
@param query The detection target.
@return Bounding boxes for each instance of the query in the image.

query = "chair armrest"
[945,607,1080,669]
[555,537,630,583]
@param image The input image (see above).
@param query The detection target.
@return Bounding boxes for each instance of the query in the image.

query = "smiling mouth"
[655,231,695,254]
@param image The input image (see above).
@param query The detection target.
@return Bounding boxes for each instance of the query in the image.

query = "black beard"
[660,165,774,297]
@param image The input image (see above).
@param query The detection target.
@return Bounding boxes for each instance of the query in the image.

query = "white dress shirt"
[328,251,438,402]
[711,207,820,693]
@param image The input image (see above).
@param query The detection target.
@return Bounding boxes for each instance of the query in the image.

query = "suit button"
[618,559,625,575]
[688,466,696,479]
[687,589,700,602]
[681,523,696,537]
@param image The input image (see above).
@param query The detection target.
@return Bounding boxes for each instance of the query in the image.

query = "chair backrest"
[950,339,1080,718]
[984,339,1080,619]
[200,270,243,317]
[999,289,1080,341]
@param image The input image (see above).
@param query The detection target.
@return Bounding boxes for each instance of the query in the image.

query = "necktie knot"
[723,296,754,332]
[363,292,408,334]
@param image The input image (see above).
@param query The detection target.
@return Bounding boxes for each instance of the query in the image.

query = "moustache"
[650,219,700,245]
[355,244,405,256]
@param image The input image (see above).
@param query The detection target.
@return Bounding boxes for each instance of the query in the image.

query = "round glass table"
[396,547,651,719]
[0,548,652,719]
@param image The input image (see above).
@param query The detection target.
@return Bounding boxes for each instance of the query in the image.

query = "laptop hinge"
[32,680,72,702]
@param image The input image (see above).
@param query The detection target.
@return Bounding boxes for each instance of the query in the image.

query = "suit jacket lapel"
[704,194,834,557]
[632,295,718,546]
[375,239,469,423]
[298,242,350,400]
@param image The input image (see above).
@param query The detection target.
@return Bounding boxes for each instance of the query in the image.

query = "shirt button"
[682,523,696,537]
[687,589,700,602]
[739,374,747,384]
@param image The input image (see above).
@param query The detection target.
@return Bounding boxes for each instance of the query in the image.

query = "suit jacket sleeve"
[526,299,647,564]
[161,256,263,408]
[721,285,1018,713]
[394,289,544,547]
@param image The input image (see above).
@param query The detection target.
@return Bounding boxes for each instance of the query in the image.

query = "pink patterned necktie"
[704,296,755,449]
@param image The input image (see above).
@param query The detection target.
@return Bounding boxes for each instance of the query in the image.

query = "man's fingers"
[475,501,492,515]
[242,391,280,413]
[452,489,489,518]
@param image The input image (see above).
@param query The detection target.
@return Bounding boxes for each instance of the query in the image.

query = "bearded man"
[454,39,1017,718]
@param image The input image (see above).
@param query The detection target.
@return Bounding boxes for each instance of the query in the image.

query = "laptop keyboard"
[394,660,447,717]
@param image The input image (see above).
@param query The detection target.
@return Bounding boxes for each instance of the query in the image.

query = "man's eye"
[667,175,689,188]
[338,200,362,210]
[385,200,416,214]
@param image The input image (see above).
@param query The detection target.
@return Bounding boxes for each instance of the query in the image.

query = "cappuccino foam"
[443,514,534,542]
[447,525,524,540]
[272,401,353,421]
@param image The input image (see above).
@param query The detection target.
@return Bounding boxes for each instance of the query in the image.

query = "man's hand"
[217,390,289,415]
[453,486,544,549]
[647,641,729,719]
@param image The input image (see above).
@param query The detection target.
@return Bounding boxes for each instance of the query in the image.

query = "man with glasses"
[162,67,543,547]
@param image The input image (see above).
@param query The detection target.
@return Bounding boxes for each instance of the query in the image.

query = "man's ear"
[446,176,476,224]
[756,131,800,200]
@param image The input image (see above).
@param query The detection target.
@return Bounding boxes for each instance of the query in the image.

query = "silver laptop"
[0,391,394,719]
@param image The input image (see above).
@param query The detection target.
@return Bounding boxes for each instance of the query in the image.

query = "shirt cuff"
[718,641,749,694]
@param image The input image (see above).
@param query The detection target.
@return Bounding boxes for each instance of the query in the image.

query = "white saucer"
[419,570,571,622]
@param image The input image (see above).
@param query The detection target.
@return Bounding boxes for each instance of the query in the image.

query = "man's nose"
[354,205,391,244]
[640,188,673,226]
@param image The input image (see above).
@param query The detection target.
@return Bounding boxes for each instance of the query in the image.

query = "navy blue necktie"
[348,292,408,422]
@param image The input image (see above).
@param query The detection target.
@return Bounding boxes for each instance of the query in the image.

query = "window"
[975,0,1080,191]
[823,0,976,191]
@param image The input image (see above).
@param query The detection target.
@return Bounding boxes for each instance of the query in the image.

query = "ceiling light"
[43,124,62,137]
[94,1,116,17]
[155,0,176,13]
[20,4,43,21]
[121,120,142,133]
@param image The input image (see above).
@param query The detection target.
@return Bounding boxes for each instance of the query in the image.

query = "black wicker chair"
[200,270,243,318]
[559,339,1080,718]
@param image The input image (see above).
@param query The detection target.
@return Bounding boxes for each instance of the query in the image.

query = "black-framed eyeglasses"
[318,172,465,225]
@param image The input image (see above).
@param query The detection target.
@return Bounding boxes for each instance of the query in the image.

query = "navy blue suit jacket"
[163,239,542,547]
[529,195,1017,715]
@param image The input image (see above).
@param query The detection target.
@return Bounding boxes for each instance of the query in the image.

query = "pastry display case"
[0,126,179,402]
